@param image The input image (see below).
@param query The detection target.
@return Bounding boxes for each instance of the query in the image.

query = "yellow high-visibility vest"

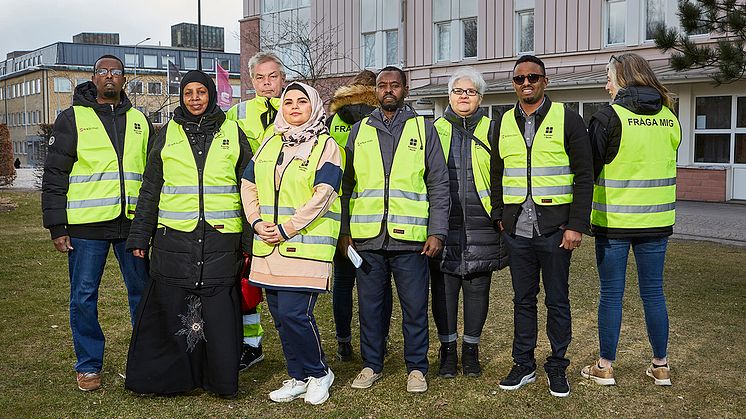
[226,96,280,153]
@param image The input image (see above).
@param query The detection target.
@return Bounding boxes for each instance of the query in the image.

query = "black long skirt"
[125,278,242,396]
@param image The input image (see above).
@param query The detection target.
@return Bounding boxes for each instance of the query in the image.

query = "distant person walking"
[581,53,681,387]
[41,54,152,392]
[14,158,21,169]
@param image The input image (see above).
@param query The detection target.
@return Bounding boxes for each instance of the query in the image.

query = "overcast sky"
[0,0,243,59]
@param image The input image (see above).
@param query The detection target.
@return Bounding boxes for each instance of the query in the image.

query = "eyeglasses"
[95,68,124,77]
[512,73,545,85]
[450,88,480,97]
[609,55,622,64]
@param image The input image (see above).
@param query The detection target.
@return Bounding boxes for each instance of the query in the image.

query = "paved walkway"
[3,169,745,246]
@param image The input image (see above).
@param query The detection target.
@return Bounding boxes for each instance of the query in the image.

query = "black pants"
[430,267,491,344]
[503,230,572,371]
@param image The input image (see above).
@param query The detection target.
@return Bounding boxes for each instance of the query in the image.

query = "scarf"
[273,81,328,161]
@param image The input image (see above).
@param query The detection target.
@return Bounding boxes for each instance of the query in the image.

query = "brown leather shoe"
[646,364,672,386]
[581,363,616,386]
[76,372,101,391]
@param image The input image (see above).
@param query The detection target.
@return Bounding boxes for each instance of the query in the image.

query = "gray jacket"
[341,106,450,252]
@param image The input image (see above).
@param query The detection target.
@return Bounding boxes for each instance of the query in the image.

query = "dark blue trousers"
[333,252,393,342]
[357,250,430,374]
[265,289,328,380]
[502,230,573,372]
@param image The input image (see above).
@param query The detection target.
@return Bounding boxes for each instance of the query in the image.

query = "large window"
[148,82,162,95]
[53,77,72,93]
[183,56,197,70]
[143,55,157,68]
[129,81,143,94]
[201,58,214,71]
[462,18,477,59]
[645,0,665,40]
[607,0,626,45]
[436,22,451,62]
[359,0,399,69]
[695,96,746,164]
[125,53,138,67]
[516,9,535,54]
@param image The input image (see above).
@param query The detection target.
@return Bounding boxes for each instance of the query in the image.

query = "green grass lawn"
[1,190,744,418]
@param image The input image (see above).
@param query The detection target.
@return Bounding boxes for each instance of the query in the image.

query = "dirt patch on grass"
[0,197,17,212]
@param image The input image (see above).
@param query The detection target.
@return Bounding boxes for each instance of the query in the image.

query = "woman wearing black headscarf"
[125,70,252,398]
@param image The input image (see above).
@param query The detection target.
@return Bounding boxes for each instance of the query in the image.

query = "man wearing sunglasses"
[490,55,593,397]
[42,54,153,392]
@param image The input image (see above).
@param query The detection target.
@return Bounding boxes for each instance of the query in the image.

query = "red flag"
[216,63,232,111]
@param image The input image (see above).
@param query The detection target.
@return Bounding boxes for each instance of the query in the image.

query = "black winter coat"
[42,82,154,240]
[437,107,508,276]
[126,109,252,288]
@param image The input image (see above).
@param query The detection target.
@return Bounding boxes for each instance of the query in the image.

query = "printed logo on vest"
[127,209,136,215]
[541,198,552,203]
[298,159,311,172]
[286,247,297,252]
[545,126,554,135]
[214,224,224,229]
[393,228,405,234]
[79,127,98,133]
[408,138,420,151]
[133,122,142,135]
[221,138,230,149]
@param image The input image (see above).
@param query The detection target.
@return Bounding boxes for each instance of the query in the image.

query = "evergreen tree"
[654,0,746,84]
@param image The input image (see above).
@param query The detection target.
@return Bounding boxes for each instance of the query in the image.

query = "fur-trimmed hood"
[329,84,379,124]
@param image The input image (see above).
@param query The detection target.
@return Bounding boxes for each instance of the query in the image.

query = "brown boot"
[76,372,101,391]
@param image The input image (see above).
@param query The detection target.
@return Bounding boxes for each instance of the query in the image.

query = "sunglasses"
[512,73,545,85]
[609,55,623,64]
[95,68,124,77]
[450,88,480,97]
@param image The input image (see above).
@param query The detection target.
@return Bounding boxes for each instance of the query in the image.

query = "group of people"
[41,49,680,403]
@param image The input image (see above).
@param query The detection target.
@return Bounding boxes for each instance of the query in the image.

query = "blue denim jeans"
[68,238,148,373]
[595,236,669,361]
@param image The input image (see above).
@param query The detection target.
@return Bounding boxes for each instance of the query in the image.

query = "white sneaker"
[304,369,335,405]
[269,378,308,402]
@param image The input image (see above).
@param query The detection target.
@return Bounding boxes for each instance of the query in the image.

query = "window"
[54,77,72,92]
[262,0,276,13]
[125,53,138,67]
[183,56,197,70]
[385,30,398,65]
[516,9,535,54]
[582,102,609,126]
[143,55,157,68]
[201,58,214,71]
[231,85,241,98]
[363,33,376,68]
[684,0,709,35]
[148,82,162,95]
[149,111,162,124]
[161,55,175,68]
[169,83,180,95]
[129,81,143,94]
[645,0,665,40]
[35,79,40,93]
[219,59,231,71]
[694,96,732,163]
[607,0,626,45]
[436,22,451,62]
[462,18,477,59]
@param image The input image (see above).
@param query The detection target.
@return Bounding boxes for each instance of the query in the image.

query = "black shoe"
[547,368,570,397]
[461,343,482,377]
[438,342,458,378]
[336,341,353,361]
[498,364,536,390]
[239,344,264,372]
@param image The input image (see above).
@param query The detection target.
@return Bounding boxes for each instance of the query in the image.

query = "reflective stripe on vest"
[67,106,149,224]
[591,104,681,228]
[157,119,242,233]
[252,134,340,261]
[227,97,280,153]
[498,102,573,205]
[350,116,429,241]
[434,115,493,215]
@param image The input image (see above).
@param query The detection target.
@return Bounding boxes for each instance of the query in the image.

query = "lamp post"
[133,37,151,108]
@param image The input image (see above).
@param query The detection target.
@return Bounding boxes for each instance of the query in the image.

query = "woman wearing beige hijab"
[241,82,342,404]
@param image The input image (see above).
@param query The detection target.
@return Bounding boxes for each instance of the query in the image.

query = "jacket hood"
[329,84,379,122]
[72,81,133,113]
[443,105,488,132]
[614,86,663,115]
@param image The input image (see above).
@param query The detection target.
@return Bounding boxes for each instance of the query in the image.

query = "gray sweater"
[341,106,450,252]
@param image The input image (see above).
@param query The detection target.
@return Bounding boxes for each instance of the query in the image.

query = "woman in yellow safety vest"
[242,81,342,405]
[125,70,252,398]
[581,53,681,387]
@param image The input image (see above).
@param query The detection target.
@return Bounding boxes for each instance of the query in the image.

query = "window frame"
[435,21,451,63]
[693,94,746,165]
[147,81,162,95]
[605,0,627,46]
[515,8,535,55]
[462,18,478,59]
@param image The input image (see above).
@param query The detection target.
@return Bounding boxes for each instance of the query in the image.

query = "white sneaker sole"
[305,370,335,405]
[646,370,672,386]
[269,392,306,403]
[581,369,616,386]
[547,377,570,397]
[499,371,536,390]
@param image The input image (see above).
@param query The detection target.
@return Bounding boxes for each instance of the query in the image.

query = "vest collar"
[514,95,552,121]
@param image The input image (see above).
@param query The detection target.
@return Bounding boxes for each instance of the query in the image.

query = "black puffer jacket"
[42,82,154,240]
[437,106,508,276]
[589,86,680,238]
[126,106,252,289]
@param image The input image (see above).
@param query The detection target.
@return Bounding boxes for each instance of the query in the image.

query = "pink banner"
[216,63,232,110]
